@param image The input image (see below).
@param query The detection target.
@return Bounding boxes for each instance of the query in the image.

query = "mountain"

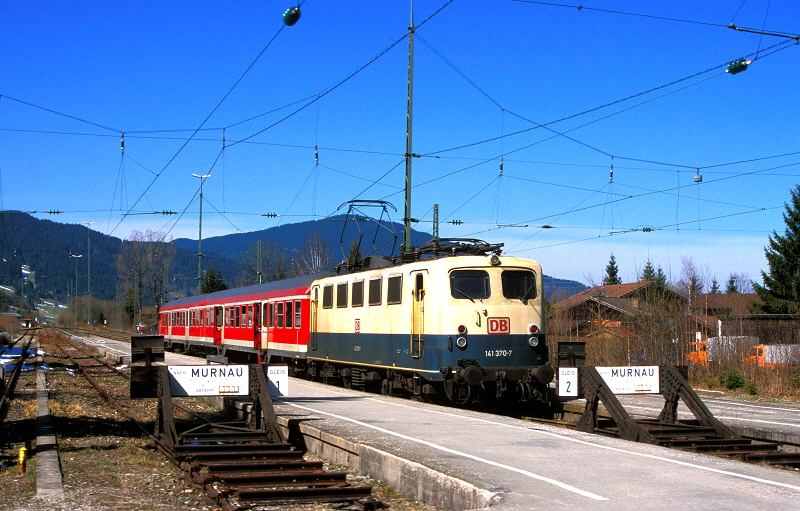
[173,216,430,260]
[0,213,586,307]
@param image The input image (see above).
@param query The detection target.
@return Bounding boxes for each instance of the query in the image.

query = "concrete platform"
[268,378,800,511]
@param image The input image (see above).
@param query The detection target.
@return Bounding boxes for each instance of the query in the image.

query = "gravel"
[0,333,441,511]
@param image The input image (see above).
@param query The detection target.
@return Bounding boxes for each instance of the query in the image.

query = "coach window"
[216,307,223,327]
[368,277,382,305]
[322,284,334,309]
[286,301,293,328]
[233,306,239,328]
[450,270,491,300]
[336,282,348,308]
[294,300,302,328]
[352,280,364,307]
[247,305,253,328]
[268,303,274,327]
[387,274,403,304]
[277,302,285,328]
[230,307,235,328]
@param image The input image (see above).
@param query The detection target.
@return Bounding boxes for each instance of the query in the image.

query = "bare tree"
[116,230,174,327]
[294,232,332,276]
[237,240,293,285]
[676,257,704,299]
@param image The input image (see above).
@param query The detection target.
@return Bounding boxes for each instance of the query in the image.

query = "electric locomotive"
[158,239,554,407]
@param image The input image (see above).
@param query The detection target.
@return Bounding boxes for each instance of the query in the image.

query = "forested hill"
[0,213,585,305]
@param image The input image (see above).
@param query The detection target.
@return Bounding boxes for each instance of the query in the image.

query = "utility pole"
[83,222,94,334]
[192,173,211,293]
[402,0,415,255]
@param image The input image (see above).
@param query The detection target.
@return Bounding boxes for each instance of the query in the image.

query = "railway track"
[44,328,384,510]
[0,329,36,424]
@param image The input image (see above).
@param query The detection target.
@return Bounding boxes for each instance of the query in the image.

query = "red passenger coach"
[158,274,321,364]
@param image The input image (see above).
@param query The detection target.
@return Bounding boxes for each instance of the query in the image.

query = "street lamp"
[83,221,95,334]
[192,173,211,293]
[70,253,82,328]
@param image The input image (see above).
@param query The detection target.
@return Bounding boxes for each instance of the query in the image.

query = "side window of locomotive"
[368,278,382,305]
[450,270,491,300]
[294,300,302,327]
[387,274,403,305]
[322,284,334,309]
[286,301,293,328]
[502,270,537,301]
[277,302,285,328]
[336,282,348,308]
[352,280,364,307]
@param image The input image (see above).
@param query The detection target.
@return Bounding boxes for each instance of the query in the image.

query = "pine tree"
[640,260,656,282]
[726,275,739,294]
[640,260,667,286]
[710,279,721,294]
[603,254,622,285]
[752,185,800,313]
[200,265,228,294]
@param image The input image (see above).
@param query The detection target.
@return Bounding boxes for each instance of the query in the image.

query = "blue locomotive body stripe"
[308,332,547,381]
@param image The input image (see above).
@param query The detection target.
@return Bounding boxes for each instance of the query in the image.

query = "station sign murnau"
[169,365,250,397]
[597,366,660,394]
[558,366,660,397]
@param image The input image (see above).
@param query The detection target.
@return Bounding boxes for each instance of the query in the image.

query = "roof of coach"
[161,272,329,310]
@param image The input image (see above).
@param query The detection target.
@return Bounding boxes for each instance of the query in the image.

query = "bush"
[720,370,745,390]
[744,381,757,395]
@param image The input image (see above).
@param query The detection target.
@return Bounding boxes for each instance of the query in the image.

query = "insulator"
[694,170,702,183]
[283,6,301,26]
[120,132,124,153]
[726,59,752,75]
[499,158,503,176]
[315,145,319,165]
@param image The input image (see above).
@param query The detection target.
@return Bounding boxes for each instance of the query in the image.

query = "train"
[158,239,554,407]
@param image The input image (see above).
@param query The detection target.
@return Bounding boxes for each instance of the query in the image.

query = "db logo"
[488,317,510,334]
[355,319,361,334]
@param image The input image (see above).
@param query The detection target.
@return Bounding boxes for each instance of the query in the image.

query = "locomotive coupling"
[530,364,554,385]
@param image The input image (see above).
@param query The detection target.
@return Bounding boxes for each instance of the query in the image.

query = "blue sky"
[1,1,799,286]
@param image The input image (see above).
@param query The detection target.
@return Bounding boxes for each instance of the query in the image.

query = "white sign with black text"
[558,367,579,397]
[267,365,289,397]
[169,365,250,397]
[597,366,660,394]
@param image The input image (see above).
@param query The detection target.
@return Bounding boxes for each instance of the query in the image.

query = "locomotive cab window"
[387,274,403,305]
[450,270,491,300]
[502,270,537,301]
[336,282,348,308]
[322,284,334,309]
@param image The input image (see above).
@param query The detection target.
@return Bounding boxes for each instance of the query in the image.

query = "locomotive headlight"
[528,337,539,347]
[456,337,468,349]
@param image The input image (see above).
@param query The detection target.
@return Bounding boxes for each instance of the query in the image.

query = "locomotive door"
[213,306,223,345]
[309,286,319,351]
[411,271,427,359]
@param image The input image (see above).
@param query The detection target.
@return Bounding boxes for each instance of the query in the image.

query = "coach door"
[309,286,319,351]
[411,271,426,358]
[213,306,223,344]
